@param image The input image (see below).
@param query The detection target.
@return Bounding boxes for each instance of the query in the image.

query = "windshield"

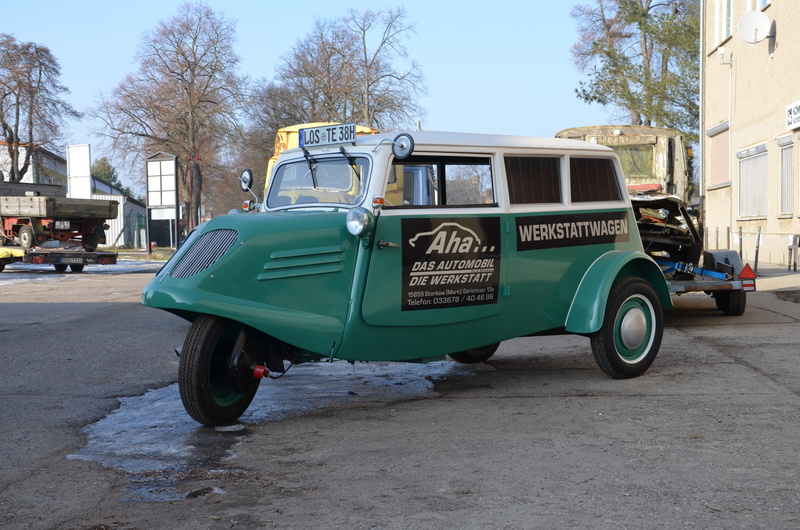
[610,144,654,178]
[267,156,370,208]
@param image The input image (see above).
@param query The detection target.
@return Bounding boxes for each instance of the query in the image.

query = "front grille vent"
[170,229,238,279]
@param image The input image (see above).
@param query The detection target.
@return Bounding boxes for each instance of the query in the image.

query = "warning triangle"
[738,263,757,279]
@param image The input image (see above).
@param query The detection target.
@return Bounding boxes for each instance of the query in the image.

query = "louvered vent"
[170,229,238,279]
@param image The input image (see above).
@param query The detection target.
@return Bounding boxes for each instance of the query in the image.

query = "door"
[361,154,505,327]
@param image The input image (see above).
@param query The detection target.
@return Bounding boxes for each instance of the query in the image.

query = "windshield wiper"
[339,146,362,182]
[302,148,319,188]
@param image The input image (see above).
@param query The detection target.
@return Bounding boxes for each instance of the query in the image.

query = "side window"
[387,156,494,207]
[570,157,622,202]
[504,156,561,204]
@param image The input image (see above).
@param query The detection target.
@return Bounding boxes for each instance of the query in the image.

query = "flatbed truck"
[0,192,119,273]
[1,195,117,252]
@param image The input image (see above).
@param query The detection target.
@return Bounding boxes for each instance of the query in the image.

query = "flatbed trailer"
[0,247,117,273]
[658,250,757,316]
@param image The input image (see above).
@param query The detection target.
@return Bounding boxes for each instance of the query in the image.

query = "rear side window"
[504,156,561,204]
[570,158,622,202]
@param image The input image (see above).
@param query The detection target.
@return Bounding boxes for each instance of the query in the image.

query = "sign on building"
[786,100,800,131]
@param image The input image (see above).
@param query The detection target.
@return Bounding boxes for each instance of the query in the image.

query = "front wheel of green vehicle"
[590,277,663,379]
[179,314,261,426]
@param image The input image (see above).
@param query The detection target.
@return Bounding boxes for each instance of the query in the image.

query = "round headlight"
[346,207,373,237]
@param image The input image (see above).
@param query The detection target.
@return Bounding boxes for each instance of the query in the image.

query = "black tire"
[18,225,35,250]
[54,264,68,272]
[590,277,663,379]
[69,264,84,272]
[178,314,261,426]
[714,290,746,316]
[83,230,103,252]
[448,342,500,364]
[0,263,5,272]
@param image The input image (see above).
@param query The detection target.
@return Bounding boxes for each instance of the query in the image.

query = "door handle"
[377,239,400,250]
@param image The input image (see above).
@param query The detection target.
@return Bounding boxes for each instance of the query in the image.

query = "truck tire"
[448,342,500,364]
[18,225,35,250]
[714,290,746,316]
[69,264,85,272]
[83,230,103,252]
[54,264,68,272]
[178,314,261,426]
[590,276,663,379]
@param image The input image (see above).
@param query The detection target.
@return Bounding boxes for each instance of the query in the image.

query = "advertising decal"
[516,211,629,252]
[401,217,501,311]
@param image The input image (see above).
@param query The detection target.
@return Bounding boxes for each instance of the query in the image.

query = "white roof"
[289,130,615,155]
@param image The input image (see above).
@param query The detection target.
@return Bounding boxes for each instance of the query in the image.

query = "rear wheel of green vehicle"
[714,290,746,316]
[179,314,261,426]
[591,277,663,379]
[448,342,500,364]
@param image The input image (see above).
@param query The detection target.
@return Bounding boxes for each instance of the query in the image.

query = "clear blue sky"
[5,0,613,169]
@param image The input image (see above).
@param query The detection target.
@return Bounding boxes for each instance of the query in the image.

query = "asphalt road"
[1,261,799,529]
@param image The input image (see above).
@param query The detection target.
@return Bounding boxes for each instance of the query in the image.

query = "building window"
[708,126,730,187]
[781,145,794,215]
[717,0,733,42]
[739,152,768,217]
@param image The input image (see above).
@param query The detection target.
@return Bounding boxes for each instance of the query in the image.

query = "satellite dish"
[738,10,771,43]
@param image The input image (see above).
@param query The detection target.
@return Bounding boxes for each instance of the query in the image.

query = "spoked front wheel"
[179,314,262,426]
[590,277,663,379]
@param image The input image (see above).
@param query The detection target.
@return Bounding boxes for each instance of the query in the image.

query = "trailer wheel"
[714,290,746,316]
[178,314,261,426]
[54,264,68,272]
[18,225,35,250]
[591,277,663,379]
[69,264,85,272]
[448,342,500,364]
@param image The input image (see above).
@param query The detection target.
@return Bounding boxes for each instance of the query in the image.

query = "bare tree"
[276,19,360,124]
[91,2,245,228]
[231,81,300,197]
[572,0,699,139]
[274,8,426,131]
[0,33,80,182]
[340,8,425,130]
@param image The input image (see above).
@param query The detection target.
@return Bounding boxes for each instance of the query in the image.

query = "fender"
[565,250,672,335]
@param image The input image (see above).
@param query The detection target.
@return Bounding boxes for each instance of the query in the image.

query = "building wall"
[702,0,800,265]
[92,193,147,249]
[0,145,68,186]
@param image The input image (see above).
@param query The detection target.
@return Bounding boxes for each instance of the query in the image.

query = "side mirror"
[392,133,414,160]
[239,168,254,192]
[238,168,261,211]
